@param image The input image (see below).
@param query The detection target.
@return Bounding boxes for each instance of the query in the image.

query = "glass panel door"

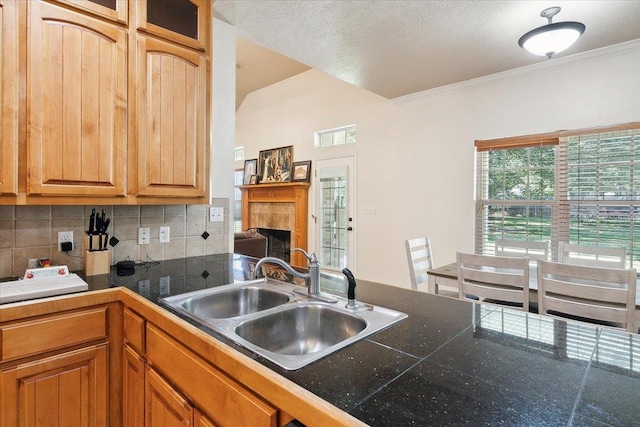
[315,157,355,272]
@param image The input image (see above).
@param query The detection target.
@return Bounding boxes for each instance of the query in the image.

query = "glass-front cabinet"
[136,0,210,51]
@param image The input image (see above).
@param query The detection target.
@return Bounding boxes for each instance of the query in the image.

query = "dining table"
[428,261,640,332]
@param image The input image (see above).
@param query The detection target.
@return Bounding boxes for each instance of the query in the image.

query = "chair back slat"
[457,252,530,311]
[542,277,630,305]
[537,259,636,332]
[543,296,630,324]
[461,268,527,288]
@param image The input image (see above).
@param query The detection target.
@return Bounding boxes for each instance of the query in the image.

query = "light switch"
[138,227,150,245]
[364,206,376,214]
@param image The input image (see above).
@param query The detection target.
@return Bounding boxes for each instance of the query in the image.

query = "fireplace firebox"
[257,228,291,263]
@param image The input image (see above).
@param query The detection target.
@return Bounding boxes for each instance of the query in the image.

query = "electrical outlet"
[58,231,74,251]
[209,206,224,222]
[159,226,170,243]
[138,227,150,245]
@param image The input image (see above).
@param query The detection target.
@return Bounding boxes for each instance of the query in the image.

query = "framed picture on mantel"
[243,159,257,185]
[258,145,293,183]
[292,160,311,182]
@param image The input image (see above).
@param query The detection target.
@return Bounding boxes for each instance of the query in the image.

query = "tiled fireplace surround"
[0,199,230,279]
[249,202,296,234]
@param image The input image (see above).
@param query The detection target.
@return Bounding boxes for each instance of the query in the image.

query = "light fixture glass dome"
[518,7,585,59]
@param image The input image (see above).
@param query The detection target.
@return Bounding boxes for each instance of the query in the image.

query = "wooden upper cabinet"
[50,0,128,24]
[0,0,19,196]
[27,1,127,197]
[136,35,208,198]
[135,0,210,51]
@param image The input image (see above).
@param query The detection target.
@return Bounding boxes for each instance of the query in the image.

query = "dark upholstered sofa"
[233,230,267,259]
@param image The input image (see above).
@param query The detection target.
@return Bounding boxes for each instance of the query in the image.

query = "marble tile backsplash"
[0,200,230,279]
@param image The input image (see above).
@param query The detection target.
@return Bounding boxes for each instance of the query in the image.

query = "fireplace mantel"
[240,182,310,267]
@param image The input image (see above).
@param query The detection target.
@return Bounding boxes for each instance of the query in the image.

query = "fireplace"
[240,182,310,267]
[257,228,291,263]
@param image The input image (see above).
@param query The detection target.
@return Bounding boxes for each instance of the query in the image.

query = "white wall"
[235,41,640,288]
[211,18,236,247]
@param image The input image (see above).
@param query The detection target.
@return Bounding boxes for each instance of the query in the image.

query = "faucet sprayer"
[342,268,357,309]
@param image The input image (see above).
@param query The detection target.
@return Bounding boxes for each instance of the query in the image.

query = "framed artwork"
[249,174,258,185]
[292,160,312,182]
[243,159,257,185]
[258,145,293,183]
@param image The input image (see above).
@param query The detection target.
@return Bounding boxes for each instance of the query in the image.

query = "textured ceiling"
[215,0,640,100]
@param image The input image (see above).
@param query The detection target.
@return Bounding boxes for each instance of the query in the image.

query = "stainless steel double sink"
[160,278,407,370]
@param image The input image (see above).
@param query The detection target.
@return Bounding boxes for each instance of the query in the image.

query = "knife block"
[83,234,111,276]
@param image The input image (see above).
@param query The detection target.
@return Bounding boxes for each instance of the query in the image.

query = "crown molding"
[393,38,640,105]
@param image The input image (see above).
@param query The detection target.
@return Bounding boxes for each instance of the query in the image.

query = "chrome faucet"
[255,248,336,301]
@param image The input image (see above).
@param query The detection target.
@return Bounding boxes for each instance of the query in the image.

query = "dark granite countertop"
[80,254,640,426]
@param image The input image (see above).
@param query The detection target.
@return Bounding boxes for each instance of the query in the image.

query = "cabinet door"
[0,0,18,196]
[27,1,127,197]
[135,0,210,51]
[194,409,219,427]
[0,344,108,427]
[145,366,193,427]
[123,346,145,427]
[136,35,208,198]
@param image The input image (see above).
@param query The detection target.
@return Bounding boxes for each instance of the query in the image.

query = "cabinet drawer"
[124,308,145,354]
[0,307,107,361]
[146,324,278,427]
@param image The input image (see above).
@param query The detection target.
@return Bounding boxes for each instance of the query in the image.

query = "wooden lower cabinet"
[146,324,279,427]
[124,346,218,427]
[123,345,145,427]
[0,343,108,427]
[194,409,218,427]
[145,366,194,427]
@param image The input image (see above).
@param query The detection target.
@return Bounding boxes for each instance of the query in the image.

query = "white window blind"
[475,125,640,267]
[475,141,557,255]
[556,129,640,266]
[233,169,243,232]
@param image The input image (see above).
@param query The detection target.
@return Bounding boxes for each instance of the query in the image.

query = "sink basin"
[181,286,292,319]
[162,279,294,319]
[160,279,407,370]
[235,303,367,355]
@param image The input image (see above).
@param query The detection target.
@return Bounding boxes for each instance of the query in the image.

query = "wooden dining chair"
[495,239,550,262]
[405,237,434,291]
[537,259,636,332]
[457,252,530,311]
[557,242,627,268]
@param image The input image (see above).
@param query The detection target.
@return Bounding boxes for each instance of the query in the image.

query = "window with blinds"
[475,125,640,268]
[233,169,243,233]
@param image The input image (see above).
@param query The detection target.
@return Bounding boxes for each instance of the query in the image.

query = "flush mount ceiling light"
[518,6,585,58]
